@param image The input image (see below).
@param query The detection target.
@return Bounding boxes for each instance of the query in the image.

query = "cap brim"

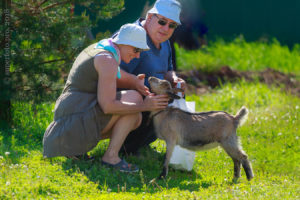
[148,7,181,25]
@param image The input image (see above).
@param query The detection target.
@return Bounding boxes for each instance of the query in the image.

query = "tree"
[0,0,124,125]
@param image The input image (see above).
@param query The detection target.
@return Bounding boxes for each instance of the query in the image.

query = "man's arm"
[165,41,186,90]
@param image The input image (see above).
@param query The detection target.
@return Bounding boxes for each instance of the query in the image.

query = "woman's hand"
[143,93,169,111]
[135,74,150,96]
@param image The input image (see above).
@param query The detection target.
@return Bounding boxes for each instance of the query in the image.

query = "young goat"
[148,76,254,181]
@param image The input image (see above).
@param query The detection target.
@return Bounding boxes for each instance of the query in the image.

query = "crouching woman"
[43,24,169,172]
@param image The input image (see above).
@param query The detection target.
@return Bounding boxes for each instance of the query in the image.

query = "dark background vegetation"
[93,0,300,46]
[1,0,299,125]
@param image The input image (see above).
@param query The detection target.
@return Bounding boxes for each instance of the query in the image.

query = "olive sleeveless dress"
[43,42,120,157]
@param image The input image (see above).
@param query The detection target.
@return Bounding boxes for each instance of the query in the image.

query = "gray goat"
[148,76,254,181]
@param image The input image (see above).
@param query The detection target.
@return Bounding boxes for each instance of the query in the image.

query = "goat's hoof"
[247,175,254,181]
[158,173,166,180]
[232,177,240,184]
[157,175,165,180]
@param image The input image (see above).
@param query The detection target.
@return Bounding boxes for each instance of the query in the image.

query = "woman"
[43,24,169,172]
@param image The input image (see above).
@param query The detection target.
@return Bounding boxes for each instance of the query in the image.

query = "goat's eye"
[162,82,170,88]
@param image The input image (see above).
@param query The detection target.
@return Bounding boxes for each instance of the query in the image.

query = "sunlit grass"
[186,81,300,177]
[176,37,300,79]
[1,80,299,199]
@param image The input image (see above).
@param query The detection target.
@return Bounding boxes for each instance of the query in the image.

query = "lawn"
[1,39,299,199]
[176,37,300,79]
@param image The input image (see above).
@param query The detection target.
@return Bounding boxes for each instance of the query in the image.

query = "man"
[114,0,186,155]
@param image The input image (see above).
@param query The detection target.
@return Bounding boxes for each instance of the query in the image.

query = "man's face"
[146,14,178,45]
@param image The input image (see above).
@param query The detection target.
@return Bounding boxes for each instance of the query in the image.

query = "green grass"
[175,37,300,79]
[1,80,299,199]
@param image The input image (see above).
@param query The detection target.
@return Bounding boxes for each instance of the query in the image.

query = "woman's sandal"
[101,159,139,173]
[67,154,95,161]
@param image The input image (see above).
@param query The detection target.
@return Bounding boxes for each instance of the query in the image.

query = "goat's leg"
[221,134,254,181]
[159,140,176,179]
[232,158,241,180]
[241,157,254,181]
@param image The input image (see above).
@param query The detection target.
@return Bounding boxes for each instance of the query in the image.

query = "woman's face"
[119,45,141,64]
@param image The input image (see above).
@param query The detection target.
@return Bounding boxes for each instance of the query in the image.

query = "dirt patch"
[177,66,300,97]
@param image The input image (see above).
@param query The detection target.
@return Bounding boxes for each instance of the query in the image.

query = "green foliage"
[0,0,124,123]
[176,37,300,78]
[1,81,299,199]
[7,0,124,102]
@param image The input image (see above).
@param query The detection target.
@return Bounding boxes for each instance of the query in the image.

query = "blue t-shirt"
[114,19,173,88]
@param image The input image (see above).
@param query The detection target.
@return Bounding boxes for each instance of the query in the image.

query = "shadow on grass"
[0,125,212,194]
[61,146,212,194]
[0,101,52,163]
[0,126,43,163]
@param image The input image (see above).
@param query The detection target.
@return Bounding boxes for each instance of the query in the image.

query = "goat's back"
[153,107,236,144]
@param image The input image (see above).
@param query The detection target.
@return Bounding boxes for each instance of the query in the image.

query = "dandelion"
[5,152,10,156]
[296,106,299,110]
[0,156,3,159]
[278,132,282,136]
[296,136,299,140]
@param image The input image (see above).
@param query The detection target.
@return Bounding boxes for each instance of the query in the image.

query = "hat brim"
[112,37,150,51]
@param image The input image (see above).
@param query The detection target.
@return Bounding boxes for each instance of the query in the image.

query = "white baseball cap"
[148,0,182,25]
[112,24,150,50]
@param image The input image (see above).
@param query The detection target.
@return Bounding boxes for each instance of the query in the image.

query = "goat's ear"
[172,88,184,93]
[167,91,181,99]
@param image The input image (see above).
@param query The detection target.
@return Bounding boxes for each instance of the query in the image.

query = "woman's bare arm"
[94,54,169,115]
[117,69,150,96]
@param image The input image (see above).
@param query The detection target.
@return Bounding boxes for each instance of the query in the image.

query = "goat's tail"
[234,106,249,127]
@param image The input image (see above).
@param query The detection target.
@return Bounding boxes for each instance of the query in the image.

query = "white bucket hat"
[112,24,150,50]
[148,0,182,25]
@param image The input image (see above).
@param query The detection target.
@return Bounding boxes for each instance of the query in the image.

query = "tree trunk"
[0,100,12,125]
[1,0,12,126]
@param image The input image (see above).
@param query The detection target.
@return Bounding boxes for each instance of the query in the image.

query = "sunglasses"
[134,47,143,53]
[153,14,178,29]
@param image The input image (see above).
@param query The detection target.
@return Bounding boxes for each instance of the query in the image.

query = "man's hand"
[165,71,186,92]
[135,74,150,96]
[172,76,186,91]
